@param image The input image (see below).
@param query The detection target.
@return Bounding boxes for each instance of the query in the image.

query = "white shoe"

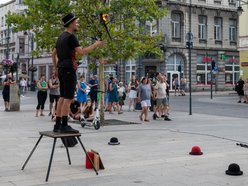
[68,116,75,121]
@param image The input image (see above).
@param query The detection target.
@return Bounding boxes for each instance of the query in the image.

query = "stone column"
[9,84,20,111]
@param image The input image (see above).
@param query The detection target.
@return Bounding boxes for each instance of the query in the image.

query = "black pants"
[58,68,76,99]
[36,91,47,110]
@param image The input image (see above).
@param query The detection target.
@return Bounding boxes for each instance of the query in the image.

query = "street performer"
[52,13,105,133]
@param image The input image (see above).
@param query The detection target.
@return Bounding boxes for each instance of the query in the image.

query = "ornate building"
[137,0,239,91]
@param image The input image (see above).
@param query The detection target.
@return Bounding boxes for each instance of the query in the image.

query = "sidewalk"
[0,94,248,186]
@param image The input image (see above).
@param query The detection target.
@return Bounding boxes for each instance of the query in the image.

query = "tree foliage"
[7,0,167,61]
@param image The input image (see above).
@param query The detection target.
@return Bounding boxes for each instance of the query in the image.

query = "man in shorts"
[154,73,171,121]
[52,13,105,133]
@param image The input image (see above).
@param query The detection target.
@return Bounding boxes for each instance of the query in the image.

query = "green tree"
[7,0,167,124]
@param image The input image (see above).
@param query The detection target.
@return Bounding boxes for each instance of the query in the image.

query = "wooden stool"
[21,131,98,181]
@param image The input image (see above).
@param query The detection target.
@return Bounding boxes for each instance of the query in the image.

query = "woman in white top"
[128,75,139,111]
[118,82,126,111]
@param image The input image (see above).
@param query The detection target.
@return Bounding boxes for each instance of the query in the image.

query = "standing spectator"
[48,73,60,117]
[128,75,139,111]
[138,77,152,122]
[154,73,171,121]
[243,78,248,103]
[162,75,171,121]
[19,77,27,97]
[118,81,126,111]
[179,77,186,96]
[36,75,48,117]
[104,74,112,111]
[108,77,122,114]
[235,76,245,103]
[88,75,99,110]
[2,75,15,111]
[152,72,160,120]
[77,75,87,110]
[173,77,179,96]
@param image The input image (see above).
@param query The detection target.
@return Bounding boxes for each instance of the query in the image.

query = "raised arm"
[75,40,105,56]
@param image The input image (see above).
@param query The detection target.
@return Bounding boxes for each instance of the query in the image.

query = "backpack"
[61,136,78,147]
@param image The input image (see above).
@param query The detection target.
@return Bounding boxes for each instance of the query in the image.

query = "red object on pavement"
[85,151,94,169]
[189,146,203,155]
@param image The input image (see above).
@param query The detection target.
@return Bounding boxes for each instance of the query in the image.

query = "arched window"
[167,54,184,72]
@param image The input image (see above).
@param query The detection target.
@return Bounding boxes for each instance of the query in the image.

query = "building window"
[225,56,239,85]
[198,15,207,40]
[214,0,221,5]
[104,65,115,78]
[229,19,237,42]
[214,17,222,41]
[125,59,136,83]
[1,17,4,27]
[171,12,181,41]
[228,0,236,5]
[196,55,216,85]
[167,54,184,72]
[145,20,158,36]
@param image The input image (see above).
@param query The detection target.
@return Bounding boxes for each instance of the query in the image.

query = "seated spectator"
[82,99,94,121]
[69,99,84,122]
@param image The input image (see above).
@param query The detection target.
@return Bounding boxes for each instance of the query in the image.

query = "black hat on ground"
[225,163,243,176]
[108,137,120,145]
[62,13,78,27]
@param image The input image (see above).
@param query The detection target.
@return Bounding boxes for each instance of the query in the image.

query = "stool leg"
[22,134,43,170]
[76,136,98,175]
[46,137,57,182]
[61,137,71,165]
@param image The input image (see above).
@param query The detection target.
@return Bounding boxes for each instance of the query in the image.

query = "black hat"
[225,163,243,176]
[62,13,78,27]
[108,137,120,145]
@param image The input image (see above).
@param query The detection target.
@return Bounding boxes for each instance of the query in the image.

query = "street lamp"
[237,0,244,15]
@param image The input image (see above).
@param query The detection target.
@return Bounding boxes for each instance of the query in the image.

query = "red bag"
[85,151,94,169]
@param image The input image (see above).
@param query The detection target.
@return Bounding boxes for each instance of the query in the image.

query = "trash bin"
[30,82,36,91]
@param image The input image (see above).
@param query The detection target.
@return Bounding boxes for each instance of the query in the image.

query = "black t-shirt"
[88,79,98,93]
[70,101,80,114]
[236,79,244,91]
[56,32,80,70]
[2,78,10,93]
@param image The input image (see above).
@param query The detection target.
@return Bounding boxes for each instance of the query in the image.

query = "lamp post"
[24,31,35,90]
[6,25,10,60]
[30,33,34,83]
[186,0,193,115]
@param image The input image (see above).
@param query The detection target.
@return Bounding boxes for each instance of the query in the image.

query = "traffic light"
[211,60,215,70]
[186,41,193,49]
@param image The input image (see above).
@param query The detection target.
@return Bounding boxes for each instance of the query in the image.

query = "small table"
[21,131,98,182]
